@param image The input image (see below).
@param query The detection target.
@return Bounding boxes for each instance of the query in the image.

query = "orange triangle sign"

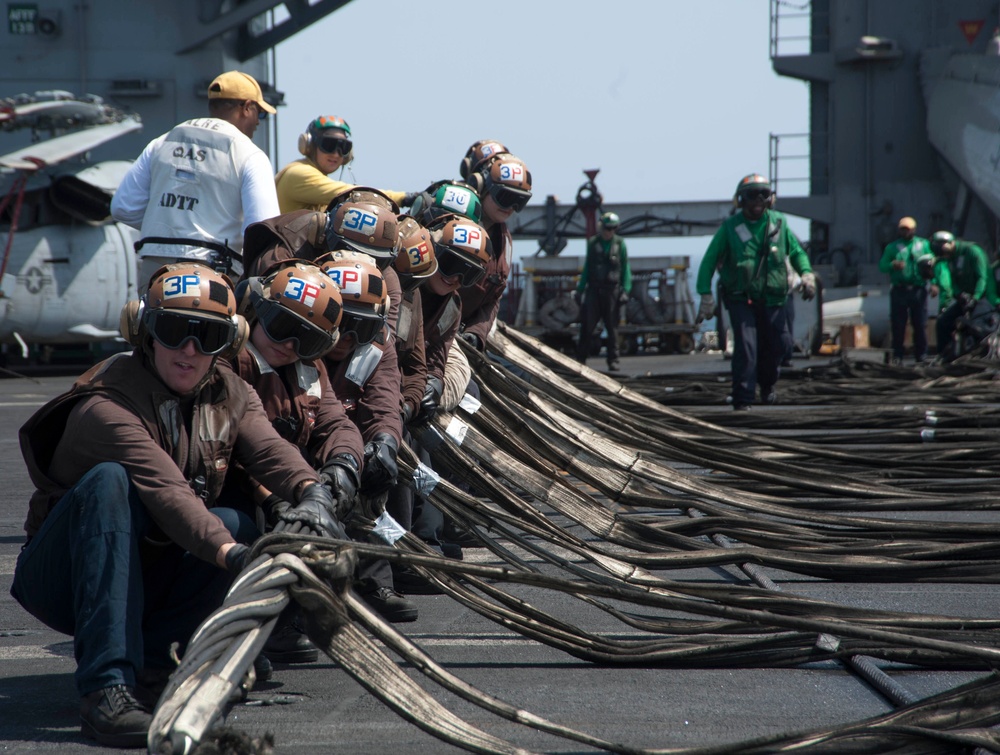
[960,19,986,45]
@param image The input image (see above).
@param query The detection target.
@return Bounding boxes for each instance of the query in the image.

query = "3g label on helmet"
[341,208,378,235]
[498,162,524,183]
[407,240,431,266]
[452,225,482,249]
[162,274,201,297]
[326,268,362,296]
[283,276,321,307]
[441,186,474,213]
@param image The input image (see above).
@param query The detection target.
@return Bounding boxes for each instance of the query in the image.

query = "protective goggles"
[253,298,335,360]
[744,189,772,201]
[488,184,531,212]
[145,309,236,356]
[339,306,385,345]
[318,136,352,156]
[437,247,487,287]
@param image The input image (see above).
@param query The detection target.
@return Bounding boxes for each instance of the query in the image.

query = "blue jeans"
[10,462,257,696]
[727,298,791,407]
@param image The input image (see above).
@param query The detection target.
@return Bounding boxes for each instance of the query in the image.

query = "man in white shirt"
[111,71,280,287]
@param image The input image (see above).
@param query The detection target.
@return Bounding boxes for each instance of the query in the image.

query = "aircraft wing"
[0,116,141,171]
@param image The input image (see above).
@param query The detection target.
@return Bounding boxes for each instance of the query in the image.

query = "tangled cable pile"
[150,324,1000,754]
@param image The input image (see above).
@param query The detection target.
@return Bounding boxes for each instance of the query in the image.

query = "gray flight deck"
[1,352,997,754]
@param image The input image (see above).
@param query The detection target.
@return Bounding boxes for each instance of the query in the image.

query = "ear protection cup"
[234,277,266,322]
[465,171,485,195]
[119,299,144,347]
[220,314,250,360]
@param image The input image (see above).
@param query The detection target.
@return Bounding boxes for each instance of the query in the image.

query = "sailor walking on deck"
[575,211,632,371]
[695,174,815,410]
[878,216,933,364]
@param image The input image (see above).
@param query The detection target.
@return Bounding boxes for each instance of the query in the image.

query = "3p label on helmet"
[498,163,525,183]
[326,268,362,296]
[162,274,201,298]
[341,208,378,235]
[283,277,321,307]
[407,241,431,266]
[453,225,483,249]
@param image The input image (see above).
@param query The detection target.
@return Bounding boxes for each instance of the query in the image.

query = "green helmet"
[411,180,483,225]
[600,211,620,229]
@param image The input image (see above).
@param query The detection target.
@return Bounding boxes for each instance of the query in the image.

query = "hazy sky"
[273,0,810,265]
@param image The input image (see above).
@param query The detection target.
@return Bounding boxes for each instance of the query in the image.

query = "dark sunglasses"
[339,306,384,345]
[318,136,352,156]
[488,184,531,212]
[145,309,235,356]
[437,247,486,287]
[253,298,335,360]
[745,189,771,201]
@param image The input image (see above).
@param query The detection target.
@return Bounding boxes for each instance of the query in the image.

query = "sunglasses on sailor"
[436,247,486,287]
[488,183,531,212]
[253,298,336,360]
[745,189,772,201]
[145,310,236,356]
[318,136,352,156]
[338,307,384,345]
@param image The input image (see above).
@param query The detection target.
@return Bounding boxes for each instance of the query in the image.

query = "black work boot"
[262,623,318,664]
[80,684,152,748]
[363,586,418,622]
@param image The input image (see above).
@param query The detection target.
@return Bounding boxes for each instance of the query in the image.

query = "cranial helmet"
[120,262,248,361]
[428,215,492,288]
[394,216,438,291]
[409,180,483,227]
[325,188,401,269]
[315,250,390,345]
[474,155,532,213]
[459,139,510,179]
[734,173,773,206]
[299,115,353,163]
[600,211,620,229]
[931,230,956,254]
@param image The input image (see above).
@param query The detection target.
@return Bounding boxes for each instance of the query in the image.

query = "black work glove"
[418,375,444,424]
[958,292,977,313]
[401,191,420,207]
[277,484,348,539]
[401,401,417,425]
[261,493,292,530]
[224,543,253,575]
[319,454,360,519]
[361,432,399,495]
[460,331,483,351]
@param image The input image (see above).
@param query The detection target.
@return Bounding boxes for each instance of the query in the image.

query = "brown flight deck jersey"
[19,352,320,564]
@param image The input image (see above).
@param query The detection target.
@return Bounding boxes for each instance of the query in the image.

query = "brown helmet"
[429,215,491,288]
[132,262,244,356]
[315,250,389,345]
[394,216,438,291]
[459,139,510,179]
[481,155,532,212]
[250,261,343,359]
[325,189,401,268]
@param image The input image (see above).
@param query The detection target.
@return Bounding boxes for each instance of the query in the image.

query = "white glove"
[696,294,715,323]
[800,272,817,301]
